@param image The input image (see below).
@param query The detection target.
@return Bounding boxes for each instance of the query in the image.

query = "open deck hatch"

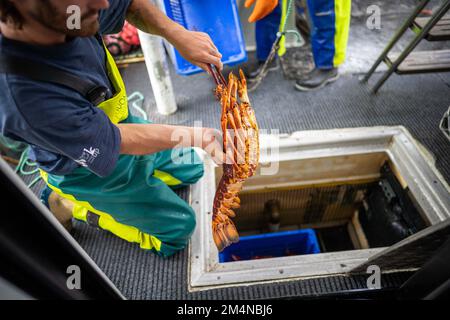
[189,127,450,290]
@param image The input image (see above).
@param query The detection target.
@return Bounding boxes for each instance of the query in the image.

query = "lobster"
[207,65,260,252]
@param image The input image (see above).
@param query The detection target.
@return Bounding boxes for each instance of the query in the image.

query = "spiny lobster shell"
[212,70,260,252]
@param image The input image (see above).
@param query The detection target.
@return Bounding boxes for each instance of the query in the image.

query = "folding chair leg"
[372,0,450,93]
[362,0,430,83]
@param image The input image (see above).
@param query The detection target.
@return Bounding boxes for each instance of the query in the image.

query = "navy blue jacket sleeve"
[99,0,133,34]
[7,77,121,177]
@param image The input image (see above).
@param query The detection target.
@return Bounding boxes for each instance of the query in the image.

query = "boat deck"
[22,0,450,299]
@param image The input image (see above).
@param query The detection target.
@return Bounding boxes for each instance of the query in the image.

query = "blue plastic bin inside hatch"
[219,229,321,263]
[161,0,247,75]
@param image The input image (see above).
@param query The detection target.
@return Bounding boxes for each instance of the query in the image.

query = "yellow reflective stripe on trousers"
[333,0,351,67]
[40,170,162,251]
[277,0,288,57]
[152,169,182,186]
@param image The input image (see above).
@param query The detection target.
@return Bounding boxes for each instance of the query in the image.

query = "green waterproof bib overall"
[41,43,204,257]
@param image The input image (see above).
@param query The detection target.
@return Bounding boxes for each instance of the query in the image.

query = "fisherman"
[245,0,352,91]
[0,0,225,257]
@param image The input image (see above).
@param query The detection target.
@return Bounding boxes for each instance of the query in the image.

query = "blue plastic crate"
[219,229,321,263]
[161,0,247,75]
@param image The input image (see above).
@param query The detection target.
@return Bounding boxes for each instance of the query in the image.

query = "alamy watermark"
[66,265,81,290]
[66,5,81,30]
[366,265,381,289]
[366,5,381,30]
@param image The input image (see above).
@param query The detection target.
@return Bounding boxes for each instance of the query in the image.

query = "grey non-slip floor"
[24,0,450,299]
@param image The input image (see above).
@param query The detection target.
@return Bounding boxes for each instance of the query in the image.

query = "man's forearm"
[126,0,183,42]
[117,123,198,155]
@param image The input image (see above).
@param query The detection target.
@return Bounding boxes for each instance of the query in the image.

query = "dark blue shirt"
[0,0,132,177]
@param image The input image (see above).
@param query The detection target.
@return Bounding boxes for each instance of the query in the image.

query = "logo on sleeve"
[75,147,100,167]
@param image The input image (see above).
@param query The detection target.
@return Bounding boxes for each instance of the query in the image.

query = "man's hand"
[201,128,228,165]
[201,128,247,166]
[168,29,223,73]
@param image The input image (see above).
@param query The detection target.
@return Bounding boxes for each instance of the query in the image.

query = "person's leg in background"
[247,4,282,79]
[295,0,351,91]
[295,0,311,44]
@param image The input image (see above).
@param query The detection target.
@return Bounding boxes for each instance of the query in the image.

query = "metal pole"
[361,0,430,83]
[372,0,450,93]
[138,30,177,115]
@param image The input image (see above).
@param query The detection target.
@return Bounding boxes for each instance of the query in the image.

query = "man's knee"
[178,148,204,185]
[180,205,197,238]
[184,162,204,185]
[157,205,197,257]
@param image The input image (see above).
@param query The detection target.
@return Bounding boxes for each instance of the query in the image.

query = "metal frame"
[362,0,450,93]
[188,126,450,290]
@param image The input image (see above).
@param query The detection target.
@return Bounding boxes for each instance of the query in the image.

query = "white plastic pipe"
[138,30,177,115]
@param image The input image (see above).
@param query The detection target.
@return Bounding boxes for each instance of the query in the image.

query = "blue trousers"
[255,0,351,68]
[255,4,282,61]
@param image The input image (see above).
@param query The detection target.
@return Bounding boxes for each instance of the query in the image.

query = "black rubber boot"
[246,59,279,80]
[295,67,340,91]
